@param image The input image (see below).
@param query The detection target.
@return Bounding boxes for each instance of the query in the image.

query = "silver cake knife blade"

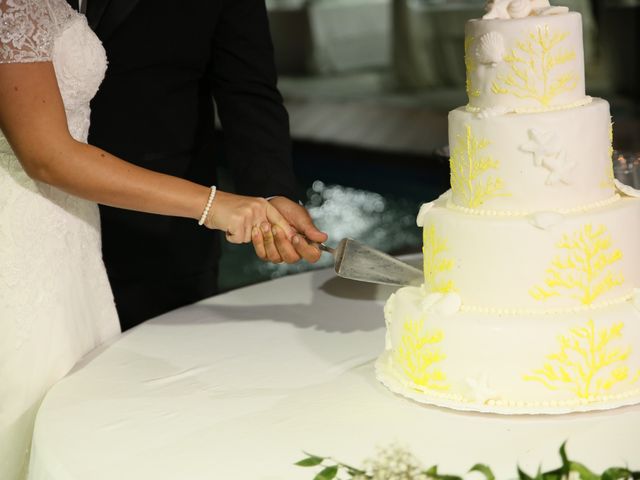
[317,238,423,287]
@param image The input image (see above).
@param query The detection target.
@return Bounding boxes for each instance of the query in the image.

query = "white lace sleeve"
[0,0,55,63]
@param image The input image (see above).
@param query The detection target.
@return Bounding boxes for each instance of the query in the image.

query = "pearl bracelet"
[198,185,217,226]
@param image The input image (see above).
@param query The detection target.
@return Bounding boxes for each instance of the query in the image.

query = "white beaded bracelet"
[198,185,217,226]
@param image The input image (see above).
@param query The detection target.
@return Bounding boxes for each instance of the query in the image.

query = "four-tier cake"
[375,0,640,414]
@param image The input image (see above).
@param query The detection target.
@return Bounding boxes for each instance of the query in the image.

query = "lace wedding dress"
[0,1,120,478]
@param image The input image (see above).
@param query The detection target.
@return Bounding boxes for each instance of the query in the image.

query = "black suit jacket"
[70,0,300,329]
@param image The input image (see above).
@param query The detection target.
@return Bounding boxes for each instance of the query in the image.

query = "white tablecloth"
[29,267,640,480]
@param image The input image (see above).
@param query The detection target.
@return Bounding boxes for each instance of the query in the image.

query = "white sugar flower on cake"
[484,0,569,20]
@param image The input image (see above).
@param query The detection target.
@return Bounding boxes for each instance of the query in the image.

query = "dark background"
[217,0,640,291]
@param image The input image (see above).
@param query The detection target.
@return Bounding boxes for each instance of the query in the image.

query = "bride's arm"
[0,61,293,244]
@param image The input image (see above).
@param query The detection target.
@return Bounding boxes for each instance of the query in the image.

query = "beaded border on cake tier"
[400,376,640,409]
[459,291,634,316]
[378,353,640,411]
[465,96,593,116]
[446,194,621,218]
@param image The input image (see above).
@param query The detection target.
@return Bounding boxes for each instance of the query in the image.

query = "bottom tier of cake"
[377,285,640,414]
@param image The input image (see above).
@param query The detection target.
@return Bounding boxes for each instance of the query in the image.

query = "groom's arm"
[207,0,327,263]
[207,0,299,202]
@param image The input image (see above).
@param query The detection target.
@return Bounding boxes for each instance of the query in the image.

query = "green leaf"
[518,465,547,480]
[423,466,463,480]
[313,466,339,480]
[602,467,633,480]
[426,466,440,476]
[559,442,570,468]
[295,456,324,467]
[540,463,564,480]
[470,464,495,480]
[569,461,599,480]
[518,466,535,480]
[540,470,563,480]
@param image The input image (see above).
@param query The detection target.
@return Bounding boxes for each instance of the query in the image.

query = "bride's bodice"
[0,0,107,143]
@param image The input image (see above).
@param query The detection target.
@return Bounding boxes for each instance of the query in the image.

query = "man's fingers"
[261,222,282,263]
[273,226,301,264]
[281,205,327,244]
[292,234,322,263]
[298,218,328,244]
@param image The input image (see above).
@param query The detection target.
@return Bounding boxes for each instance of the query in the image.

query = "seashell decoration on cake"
[507,0,535,18]
[475,31,506,66]
[483,0,569,20]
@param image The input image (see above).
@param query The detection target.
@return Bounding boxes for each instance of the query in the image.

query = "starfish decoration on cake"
[521,129,576,185]
[466,373,500,405]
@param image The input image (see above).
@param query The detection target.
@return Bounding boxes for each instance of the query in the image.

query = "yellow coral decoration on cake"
[524,319,640,399]
[491,25,577,105]
[601,120,615,189]
[394,317,448,391]
[423,223,456,293]
[450,124,510,208]
[465,36,481,98]
[530,224,624,304]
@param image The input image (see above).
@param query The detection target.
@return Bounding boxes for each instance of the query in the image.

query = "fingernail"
[252,227,259,237]
[261,222,270,233]
[292,235,300,245]
[272,227,278,237]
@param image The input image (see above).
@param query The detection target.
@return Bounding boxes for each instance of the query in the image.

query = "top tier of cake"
[465,9,588,114]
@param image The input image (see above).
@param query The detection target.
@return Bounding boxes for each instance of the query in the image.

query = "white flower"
[364,444,427,480]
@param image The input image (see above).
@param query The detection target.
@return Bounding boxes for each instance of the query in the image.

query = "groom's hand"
[252,196,327,265]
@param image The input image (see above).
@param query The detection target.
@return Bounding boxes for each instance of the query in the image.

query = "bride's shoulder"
[0,0,78,64]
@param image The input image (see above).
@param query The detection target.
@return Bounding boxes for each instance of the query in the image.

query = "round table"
[29,267,640,479]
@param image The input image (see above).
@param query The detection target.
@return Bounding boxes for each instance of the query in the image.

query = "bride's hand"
[203,190,294,244]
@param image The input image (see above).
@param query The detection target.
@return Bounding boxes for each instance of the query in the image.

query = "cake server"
[317,238,423,287]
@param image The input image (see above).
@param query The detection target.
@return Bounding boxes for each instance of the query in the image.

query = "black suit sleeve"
[208,0,301,202]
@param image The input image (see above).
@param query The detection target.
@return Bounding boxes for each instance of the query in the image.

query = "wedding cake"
[376,0,640,414]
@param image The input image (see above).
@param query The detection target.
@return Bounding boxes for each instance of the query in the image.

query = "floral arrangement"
[295,443,639,480]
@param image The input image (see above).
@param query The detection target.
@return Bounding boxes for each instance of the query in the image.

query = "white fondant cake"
[376,2,640,414]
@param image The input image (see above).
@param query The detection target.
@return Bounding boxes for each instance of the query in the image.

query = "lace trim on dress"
[0,0,76,64]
